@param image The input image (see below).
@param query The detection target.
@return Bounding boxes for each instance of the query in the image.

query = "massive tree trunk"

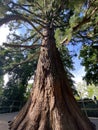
[9,27,95,130]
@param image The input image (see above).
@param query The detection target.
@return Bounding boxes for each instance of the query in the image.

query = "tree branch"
[73,7,98,32]
[0,15,23,26]
[11,1,43,18]
[0,14,44,37]
[61,7,98,45]
[73,17,90,32]
[3,43,41,49]
[6,51,40,72]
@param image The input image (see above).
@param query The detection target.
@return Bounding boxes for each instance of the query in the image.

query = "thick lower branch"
[3,43,41,49]
[0,14,44,37]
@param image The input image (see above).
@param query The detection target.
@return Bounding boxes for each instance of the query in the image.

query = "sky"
[0,25,85,85]
[67,43,86,84]
[0,25,9,43]
[0,25,10,85]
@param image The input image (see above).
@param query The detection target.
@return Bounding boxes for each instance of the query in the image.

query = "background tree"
[87,84,98,100]
[80,43,98,85]
[0,47,4,99]
[0,45,38,110]
[76,81,98,100]
[0,0,98,130]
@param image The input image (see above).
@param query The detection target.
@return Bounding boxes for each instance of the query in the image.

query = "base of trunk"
[8,80,96,130]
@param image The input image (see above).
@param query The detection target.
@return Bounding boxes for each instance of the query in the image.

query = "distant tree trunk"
[9,26,95,130]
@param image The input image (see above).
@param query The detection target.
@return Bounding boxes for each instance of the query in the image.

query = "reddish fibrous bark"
[9,27,96,130]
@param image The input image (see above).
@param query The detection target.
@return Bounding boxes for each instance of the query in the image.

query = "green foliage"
[0,85,3,95]
[87,84,98,99]
[0,79,26,113]
[0,1,8,16]
[80,44,98,85]
[24,83,32,99]
[76,81,98,100]
[0,45,38,106]
[3,79,23,101]
[0,77,3,93]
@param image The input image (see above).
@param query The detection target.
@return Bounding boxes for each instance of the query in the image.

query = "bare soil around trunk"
[0,112,98,130]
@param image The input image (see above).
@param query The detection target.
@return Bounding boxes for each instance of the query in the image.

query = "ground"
[0,112,98,130]
[0,112,18,130]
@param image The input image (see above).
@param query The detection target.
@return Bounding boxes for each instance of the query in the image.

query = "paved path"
[0,112,18,130]
[0,113,98,130]
[89,117,98,130]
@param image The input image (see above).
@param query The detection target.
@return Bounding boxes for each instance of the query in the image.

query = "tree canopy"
[0,0,77,100]
[0,0,98,86]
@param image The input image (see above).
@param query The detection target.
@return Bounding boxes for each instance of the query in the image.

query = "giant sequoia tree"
[0,0,98,130]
